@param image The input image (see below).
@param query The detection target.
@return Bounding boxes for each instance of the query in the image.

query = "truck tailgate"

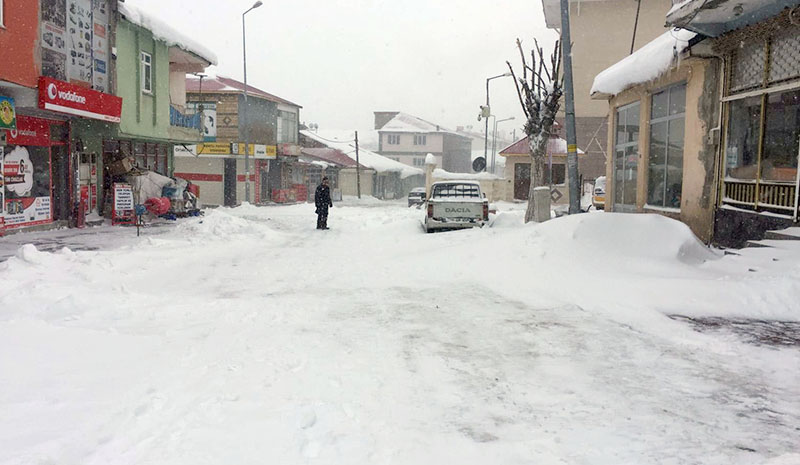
[432,201,484,220]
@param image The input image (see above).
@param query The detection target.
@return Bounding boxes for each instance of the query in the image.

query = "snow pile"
[119,2,218,65]
[14,244,45,265]
[532,213,719,266]
[425,153,437,165]
[176,209,266,238]
[591,29,697,97]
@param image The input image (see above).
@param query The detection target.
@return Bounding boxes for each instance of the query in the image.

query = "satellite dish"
[472,157,486,172]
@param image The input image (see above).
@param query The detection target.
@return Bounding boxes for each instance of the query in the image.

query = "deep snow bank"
[176,208,282,240]
[530,213,720,265]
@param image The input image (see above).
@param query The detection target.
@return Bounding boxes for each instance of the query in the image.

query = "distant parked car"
[593,176,606,210]
[424,181,488,233]
[408,187,427,207]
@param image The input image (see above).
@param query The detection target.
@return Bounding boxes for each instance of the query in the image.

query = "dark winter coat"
[315,184,332,214]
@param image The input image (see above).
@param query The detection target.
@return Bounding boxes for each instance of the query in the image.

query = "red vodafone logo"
[37,77,121,123]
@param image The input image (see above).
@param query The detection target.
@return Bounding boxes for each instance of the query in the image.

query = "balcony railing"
[170,105,202,130]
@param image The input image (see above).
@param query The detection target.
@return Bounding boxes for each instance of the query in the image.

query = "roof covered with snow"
[590,29,697,98]
[186,76,302,108]
[300,130,423,179]
[499,136,585,156]
[300,148,368,169]
[377,112,466,138]
[118,2,217,66]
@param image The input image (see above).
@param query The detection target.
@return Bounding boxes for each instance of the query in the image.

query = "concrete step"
[764,227,800,241]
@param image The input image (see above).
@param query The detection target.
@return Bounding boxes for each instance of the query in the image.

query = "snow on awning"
[119,2,218,66]
[590,29,697,98]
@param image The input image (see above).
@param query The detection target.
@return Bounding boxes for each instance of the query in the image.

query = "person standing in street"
[314,176,333,230]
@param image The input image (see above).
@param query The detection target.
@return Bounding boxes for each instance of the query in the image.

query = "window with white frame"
[278,110,297,143]
[413,134,426,145]
[413,157,425,166]
[387,134,400,145]
[647,83,686,209]
[141,52,152,93]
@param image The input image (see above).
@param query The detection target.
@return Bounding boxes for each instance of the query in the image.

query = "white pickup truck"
[424,181,489,233]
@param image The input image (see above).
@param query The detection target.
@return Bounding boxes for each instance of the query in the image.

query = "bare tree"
[507,39,563,223]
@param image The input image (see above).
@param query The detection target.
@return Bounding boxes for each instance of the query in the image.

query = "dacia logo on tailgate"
[445,207,470,213]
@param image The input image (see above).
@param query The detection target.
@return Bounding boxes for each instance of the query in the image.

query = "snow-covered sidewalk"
[1,201,798,465]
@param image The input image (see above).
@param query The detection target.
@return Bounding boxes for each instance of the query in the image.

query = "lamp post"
[492,116,515,174]
[483,72,511,171]
[241,0,262,203]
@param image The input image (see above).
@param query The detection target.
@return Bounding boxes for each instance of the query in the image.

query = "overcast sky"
[127,0,558,138]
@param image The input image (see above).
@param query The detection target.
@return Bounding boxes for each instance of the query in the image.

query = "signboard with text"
[112,182,135,225]
[174,143,276,159]
[38,76,122,122]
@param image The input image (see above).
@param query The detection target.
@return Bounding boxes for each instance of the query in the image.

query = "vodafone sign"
[38,77,122,123]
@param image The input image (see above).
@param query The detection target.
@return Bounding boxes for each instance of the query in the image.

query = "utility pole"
[241,1,262,204]
[355,131,361,199]
[560,0,581,214]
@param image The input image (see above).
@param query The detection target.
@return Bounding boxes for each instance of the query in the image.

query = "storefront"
[717,16,800,222]
[3,116,70,230]
[173,142,275,207]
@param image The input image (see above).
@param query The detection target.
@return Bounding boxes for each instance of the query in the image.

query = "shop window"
[725,96,762,180]
[761,89,800,182]
[141,52,152,93]
[613,102,640,208]
[278,110,297,143]
[648,84,685,209]
[550,164,566,185]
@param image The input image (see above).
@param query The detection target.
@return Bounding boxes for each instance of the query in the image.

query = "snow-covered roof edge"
[300,130,423,179]
[590,29,697,98]
[118,2,218,66]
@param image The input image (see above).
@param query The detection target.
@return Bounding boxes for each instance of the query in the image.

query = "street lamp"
[492,116,515,174]
[483,72,511,171]
[241,0,262,203]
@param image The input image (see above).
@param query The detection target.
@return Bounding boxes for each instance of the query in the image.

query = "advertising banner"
[41,0,111,90]
[41,0,68,81]
[3,145,53,228]
[0,147,4,231]
[0,97,16,130]
[5,116,51,146]
[38,76,122,122]
[66,0,93,87]
[91,0,110,93]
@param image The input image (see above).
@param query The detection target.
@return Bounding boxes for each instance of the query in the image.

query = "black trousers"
[316,207,329,229]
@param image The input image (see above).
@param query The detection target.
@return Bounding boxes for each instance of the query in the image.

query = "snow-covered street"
[1,201,799,465]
